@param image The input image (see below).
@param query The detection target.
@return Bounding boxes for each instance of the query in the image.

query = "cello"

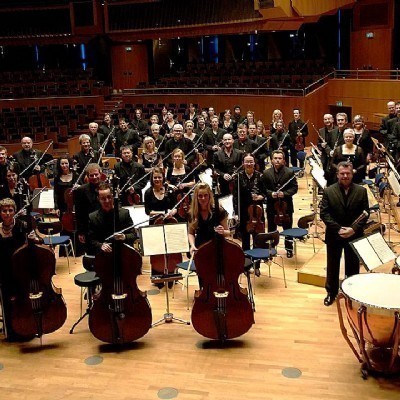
[191,177,254,340]
[10,235,67,339]
[88,179,152,344]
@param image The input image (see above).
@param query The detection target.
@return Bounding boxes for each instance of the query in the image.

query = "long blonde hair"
[188,183,215,231]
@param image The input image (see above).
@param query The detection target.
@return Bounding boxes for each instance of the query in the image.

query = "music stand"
[140,223,190,327]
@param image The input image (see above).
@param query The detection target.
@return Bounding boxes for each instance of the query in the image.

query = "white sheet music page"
[140,225,166,256]
[352,239,381,270]
[164,223,189,253]
[367,232,396,264]
[38,189,55,209]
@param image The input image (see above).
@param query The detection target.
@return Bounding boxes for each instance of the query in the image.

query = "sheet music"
[140,225,167,256]
[123,205,149,228]
[388,171,400,196]
[219,195,234,219]
[367,232,396,264]
[199,168,213,188]
[362,184,379,209]
[164,223,189,253]
[38,189,54,209]
[352,239,382,270]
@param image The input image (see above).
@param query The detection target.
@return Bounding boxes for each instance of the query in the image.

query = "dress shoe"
[324,294,335,306]
[254,268,261,277]
[286,250,293,258]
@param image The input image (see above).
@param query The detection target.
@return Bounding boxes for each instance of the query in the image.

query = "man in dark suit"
[379,100,396,139]
[320,161,369,306]
[288,108,308,169]
[233,124,257,154]
[213,133,243,196]
[261,149,298,257]
[114,145,146,206]
[163,124,195,168]
[73,134,101,182]
[317,113,336,174]
[386,102,400,159]
[248,122,268,171]
[88,122,105,152]
[202,116,224,167]
[114,118,141,158]
[87,182,136,255]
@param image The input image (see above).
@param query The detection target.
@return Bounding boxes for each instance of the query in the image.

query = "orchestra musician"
[162,110,178,139]
[0,165,25,211]
[86,183,137,256]
[379,100,396,138]
[262,150,298,258]
[270,120,290,162]
[248,122,269,171]
[288,108,308,169]
[330,129,366,184]
[233,153,266,275]
[87,122,104,152]
[352,115,373,162]
[233,124,257,154]
[114,118,141,158]
[213,133,243,196]
[73,163,103,247]
[320,161,369,306]
[98,113,115,155]
[183,103,198,128]
[163,124,195,168]
[73,134,100,180]
[139,136,163,174]
[0,146,14,187]
[0,198,31,341]
[130,108,148,140]
[13,136,52,179]
[150,123,165,153]
[203,116,225,167]
[219,109,235,134]
[269,109,284,135]
[114,145,147,206]
[317,114,336,174]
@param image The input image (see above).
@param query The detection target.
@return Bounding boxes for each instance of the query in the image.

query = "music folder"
[350,232,396,271]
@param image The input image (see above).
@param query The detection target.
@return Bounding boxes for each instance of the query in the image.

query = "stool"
[243,257,255,311]
[69,257,100,334]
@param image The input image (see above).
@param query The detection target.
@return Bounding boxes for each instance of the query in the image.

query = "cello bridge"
[213,291,229,299]
[112,293,127,300]
[29,292,43,300]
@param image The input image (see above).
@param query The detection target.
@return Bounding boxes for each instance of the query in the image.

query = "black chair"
[244,230,287,288]
[69,255,101,334]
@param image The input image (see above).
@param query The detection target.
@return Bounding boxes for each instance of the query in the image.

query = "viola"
[191,179,254,340]
[274,198,290,226]
[127,192,141,206]
[28,170,51,191]
[88,179,152,344]
[295,134,305,151]
[176,192,190,220]
[61,188,76,233]
[10,237,67,338]
[246,204,265,234]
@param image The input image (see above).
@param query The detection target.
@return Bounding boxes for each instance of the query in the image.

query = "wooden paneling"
[291,0,355,16]
[350,29,393,70]
[111,44,149,90]
[2,139,53,155]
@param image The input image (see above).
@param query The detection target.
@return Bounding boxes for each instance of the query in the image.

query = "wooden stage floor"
[1,172,400,400]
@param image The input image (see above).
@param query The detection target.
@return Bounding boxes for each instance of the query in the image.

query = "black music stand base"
[151,277,190,328]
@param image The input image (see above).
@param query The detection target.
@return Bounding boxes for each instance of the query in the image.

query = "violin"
[294,135,305,151]
[88,178,152,344]
[246,204,265,234]
[10,236,67,338]
[191,175,254,340]
[274,197,290,226]
[61,188,76,233]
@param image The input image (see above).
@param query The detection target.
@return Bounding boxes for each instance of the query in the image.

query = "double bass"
[88,179,152,344]
[191,178,254,340]
[10,236,67,338]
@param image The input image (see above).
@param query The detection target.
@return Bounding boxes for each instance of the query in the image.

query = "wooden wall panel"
[350,29,392,70]
[291,0,355,16]
[111,44,148,91]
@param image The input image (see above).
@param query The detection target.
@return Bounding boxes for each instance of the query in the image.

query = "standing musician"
[262,150,298,258]
[166,149,196,220]
[98,113,115,155]
[233,154,266,274]
[379,100,396,139]
[203,116,225,167]
[163,124,195,168]
[162,110,178,139]
[195,115,210,140]
[73,163,103,247]
[234,124,257,154]
[320,161,369,306]
[270,120,290,162]
[330,129,366,184]
[150,123,165,153]
[114,118,141,158]
[188,182,229,260]
[352,115,373,162]
[183,103,198,128]
[130,108,148,140]
[317,114,336,174]
[73,134,100,180]
[248,122,269,171]
[269,109,284,135]
[219,109,235,134]
[184,120,205,168]
[87,183,137,256]
[139,136,163,175]
[114,145,146,206]
[13,137,52,179]
[288,108,308,169]
[213,133,243,196]
[0,198,31,341]
[87,122,104,152]
[0,146,14,187]
[0,165,25,211]
[390,104,400,160]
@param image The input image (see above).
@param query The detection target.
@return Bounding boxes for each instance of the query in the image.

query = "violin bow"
[72,157,93,190]
[97,126,115,164]
[20,140,53,178]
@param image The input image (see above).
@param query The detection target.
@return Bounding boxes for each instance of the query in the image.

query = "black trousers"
[325,239,360,296]
[289,146,305,168]
[267,212,293,251]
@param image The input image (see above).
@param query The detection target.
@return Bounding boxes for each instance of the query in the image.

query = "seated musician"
[261,150,298,258]
[13,136,53,179]
[114,145,146,206]
[0,198,31,341]
[73,163,103,248]
[73,134,100,182]
[213,133,243,196]
[87,183,136,256]
[233,153,266,275]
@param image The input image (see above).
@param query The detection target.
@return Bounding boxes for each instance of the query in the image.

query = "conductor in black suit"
[87,183,136,255]
[320,161,369,306]
[261,149,298,257]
